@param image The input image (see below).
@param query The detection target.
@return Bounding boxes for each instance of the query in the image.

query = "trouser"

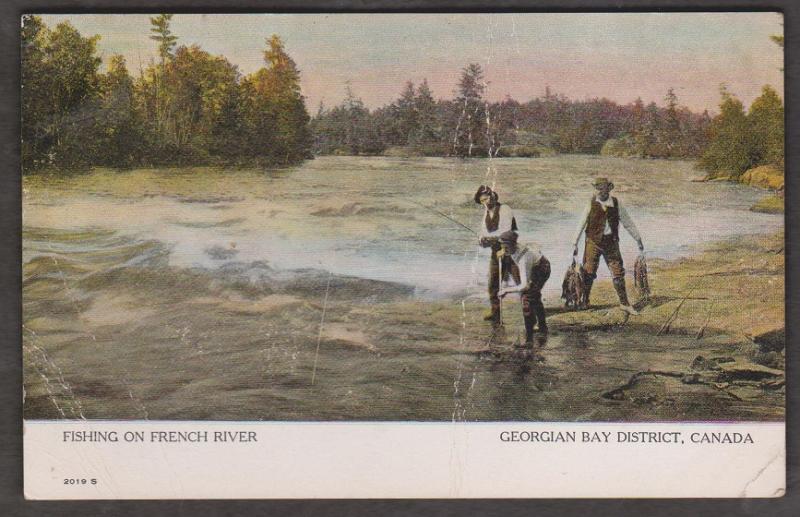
[582,235,630,306]
[521,257,551,342]
[488,247,519,323]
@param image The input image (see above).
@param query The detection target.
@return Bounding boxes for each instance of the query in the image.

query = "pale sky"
[39,13,784,113]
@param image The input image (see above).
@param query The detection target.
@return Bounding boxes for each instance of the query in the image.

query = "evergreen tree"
[96,55,144,167]
[661,88,681,157]
[633,102,660,158]
[243,35,311,164]
[413,79,439,149]
[748,85,784,169]
[453,63,486,156]
[148,14,178,138]
[699,87,754,177]
[395,81,418,146]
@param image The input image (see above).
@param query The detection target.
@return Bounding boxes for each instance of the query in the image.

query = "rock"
[740,165,784,190]
[691,355,729,371]
[760,379,785,390]
[716,362,784,381]
[752,328,785,353]
[205,245,239,260]
[754,351,783,369]
[711,356,735,364]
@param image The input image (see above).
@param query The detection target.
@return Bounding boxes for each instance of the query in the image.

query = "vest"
[585,196,619,243]
[484,203,518,233]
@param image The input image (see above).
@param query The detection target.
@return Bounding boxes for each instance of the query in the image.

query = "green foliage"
[600,90,711,159]
[748,85,784,169]
[21,16,102,172]
[21,18,312,173]
[699,85,784,178]
[452,63,487,156]
[149,14,177,61]
[241,35,312,164]
[311,78,715,160]
[311,86,383,155]
[698,88,753,177]
[95,55,145,167]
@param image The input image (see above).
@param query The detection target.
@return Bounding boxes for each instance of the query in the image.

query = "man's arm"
[483,205,514,237]
[500,253,530,296]
[619,201,644,250]
[478,210,491,246]
[571,202,591,254]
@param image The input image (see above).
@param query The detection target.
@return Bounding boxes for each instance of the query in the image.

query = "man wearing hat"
[497,230,551,344]
[474,185,519,325]
[571,177,644,315]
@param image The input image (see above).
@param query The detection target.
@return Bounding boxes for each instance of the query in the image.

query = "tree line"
[311,61,783,178]
[310,63,717,159]
[698,30,783,179]
[21,15,783,178]
[21,15,312,174]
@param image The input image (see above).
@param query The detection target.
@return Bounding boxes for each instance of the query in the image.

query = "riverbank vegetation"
[21,14,783,187]
[311,64,715,159]
[21,15,311,174]
[697,86,784,187]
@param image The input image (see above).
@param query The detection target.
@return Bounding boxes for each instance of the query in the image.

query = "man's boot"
[614,277,639,315]
[581,277,593,310]
[523,313,536,347]
[485,302,502,326]
[535,303,548,334]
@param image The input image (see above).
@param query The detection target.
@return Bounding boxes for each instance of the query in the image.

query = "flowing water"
[22,155,783,421]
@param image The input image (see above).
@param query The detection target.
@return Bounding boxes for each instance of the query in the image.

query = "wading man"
[475,185,518,325]
[497,231,551,345]
[572,177,644,315]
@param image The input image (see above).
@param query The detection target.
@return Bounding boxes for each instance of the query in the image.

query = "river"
[22,155,783,420]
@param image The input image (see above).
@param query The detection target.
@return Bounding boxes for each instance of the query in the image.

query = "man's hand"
[637,239,645,252]
[480,237,498,249]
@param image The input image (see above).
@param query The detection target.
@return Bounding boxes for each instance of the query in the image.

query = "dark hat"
[473,185,497,204]
[498,230,518,246]
[593,177,614,189]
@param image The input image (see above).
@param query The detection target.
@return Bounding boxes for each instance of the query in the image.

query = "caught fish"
[561,259,587,309]
[634,253,651,302]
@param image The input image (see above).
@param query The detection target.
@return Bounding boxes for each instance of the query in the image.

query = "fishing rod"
[404,199,478,236]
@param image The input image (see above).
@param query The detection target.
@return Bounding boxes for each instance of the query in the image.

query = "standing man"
[474,185,518,325]
[497,231,551,344]
[571,178,644,315]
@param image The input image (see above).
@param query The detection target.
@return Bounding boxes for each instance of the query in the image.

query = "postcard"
[22,12,784,499]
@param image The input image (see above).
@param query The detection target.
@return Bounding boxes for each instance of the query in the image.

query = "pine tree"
[748,85,784,169]
[454,63,486,156]
[243,35,311,163]
[396,81,418,146]
[97,55,143,167]
[662,88,681,156]
[148,14,177,138]
[699,87,754,177]
[413,79,438,149]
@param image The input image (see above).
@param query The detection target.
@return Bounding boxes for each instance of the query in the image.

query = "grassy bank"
[550,231,785,363]
[702,164,784,213]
